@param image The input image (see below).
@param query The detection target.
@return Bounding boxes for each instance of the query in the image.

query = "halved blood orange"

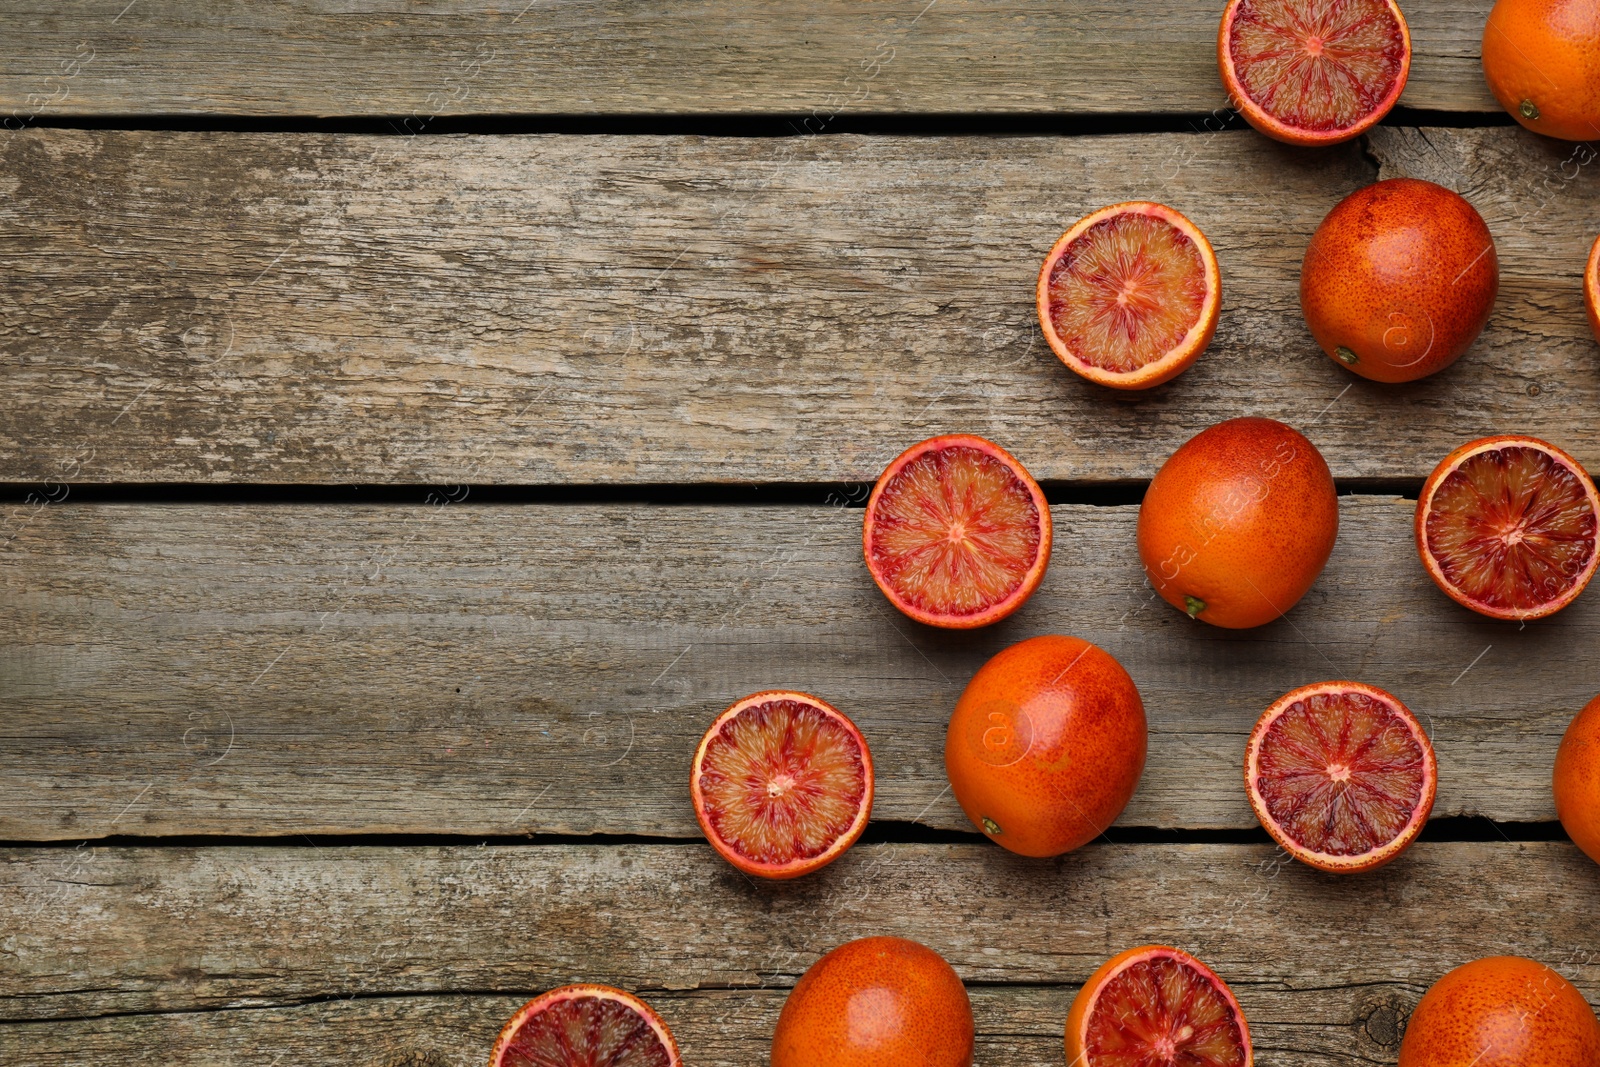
[1036,202,1221,390]
[1586,233,1599,345]
[1219,0,1411,146]
[489,984,681,1067]
[1416,435,1600,621]
[1066,945,1253,1067]
[690,691,873,879]
[1245,681,1436,873]
[863,434,1051,628]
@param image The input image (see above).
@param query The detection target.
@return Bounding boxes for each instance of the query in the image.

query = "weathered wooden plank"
[1,842,1595,1025]
[3,497,1593,840]
[2,126,1595,486]
[0,986,1415,1067]
[0,1,1497,120]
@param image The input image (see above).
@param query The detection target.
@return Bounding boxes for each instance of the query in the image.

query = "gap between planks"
[0,814,1570,850]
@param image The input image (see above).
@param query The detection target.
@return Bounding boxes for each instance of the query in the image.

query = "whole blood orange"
[1482,0,1600,142]
[1300,179,1498,382]
[771,936,974,1067]
[1138,418,1338,629]
[1398,956,1600,1067]
[1555,694,1600,865]
[1218,0,1410,146]
[945,635,1146,858]
[1416,435,1600,621]
[863,434,1051,628]
[1586,234,1600,345]
[690,691,873,880]
[489,984,681,1067]
[1245,681,1436,872]
[1036,201,1221,390]
[1066,945,1253,1067]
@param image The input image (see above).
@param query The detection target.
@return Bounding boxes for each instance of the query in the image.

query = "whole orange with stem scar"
[944,634,1146,857]
[1138,417,1339,629]
[1301,179,1498,382]
[1482,0,1600,142]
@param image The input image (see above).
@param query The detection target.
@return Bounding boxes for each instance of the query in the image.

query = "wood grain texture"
[2,126,1595,487]
[1,842,1595,1036]
[0,1,1497,119]
[4,496,1594,840]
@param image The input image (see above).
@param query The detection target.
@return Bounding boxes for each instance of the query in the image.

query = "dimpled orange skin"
[1556,695,1600,866]
[1138,418,1338,629]
[771,936,974,1067]
[1482,0,1600,142]
[945,635,1146,858]
[1398,956,1600,1067]
[1300,179,1498,383]
[1586,234,1600,345]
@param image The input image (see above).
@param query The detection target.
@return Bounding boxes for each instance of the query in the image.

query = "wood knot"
[1358,994,1409,1051]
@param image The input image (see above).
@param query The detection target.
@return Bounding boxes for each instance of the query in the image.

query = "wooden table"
[3,3,1598,1064]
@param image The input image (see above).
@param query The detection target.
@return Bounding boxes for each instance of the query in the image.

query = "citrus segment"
[1220,0,1410,145]
[1246,681,1435,872]
[691,691,872,879]
[489,985,681,1067]
[1067,946,1253,1067]
[1036,202,1220,390]
[1417,436,1600,621]
[863,435,1051,628]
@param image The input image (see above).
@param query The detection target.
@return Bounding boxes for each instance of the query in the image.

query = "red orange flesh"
[945,635,1147,858]
[1219,0,1410,146]
[1416,436,1600,621]
[1398,956,1600,1067]
[863,434,1051,628]
[772,937,974,1067]
[1555,694,1600,866]
[690,691,872,880]
[1246,681,1436,873]
[1066,945,1253,1067]
[488,985,681,1067]
[1036,202,1221,390]
[1301,179,1498,383]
